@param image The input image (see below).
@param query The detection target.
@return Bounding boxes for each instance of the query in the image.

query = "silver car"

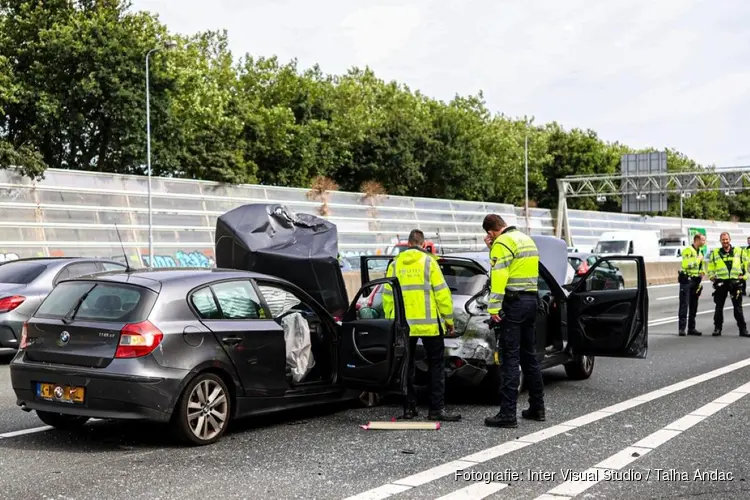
[357,236,646,394]
[0,258,127,349]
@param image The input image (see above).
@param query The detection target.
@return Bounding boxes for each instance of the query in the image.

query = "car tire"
[173,372,231,446]
[564,354,595,380]
[36,411,89,430]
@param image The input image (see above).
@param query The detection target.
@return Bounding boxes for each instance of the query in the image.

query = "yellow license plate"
[37,383,85,404]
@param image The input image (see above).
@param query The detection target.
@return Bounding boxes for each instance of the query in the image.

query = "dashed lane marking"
[533,379,750,499]
[341,357,750,500]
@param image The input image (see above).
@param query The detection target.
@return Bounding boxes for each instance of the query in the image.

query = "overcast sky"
[131,0,750,169]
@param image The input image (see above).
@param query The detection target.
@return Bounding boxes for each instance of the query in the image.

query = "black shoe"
[679,330,686,336]
[485,413,518,428]
[740,330,750,337]
[521,407,546,422]
[687,330,702,336]
[398,405,419,420]
[428,409,461,422]
[713,329,722,336]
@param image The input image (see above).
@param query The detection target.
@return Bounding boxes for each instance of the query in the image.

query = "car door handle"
[222,336,243,346]
[584,296,595,304]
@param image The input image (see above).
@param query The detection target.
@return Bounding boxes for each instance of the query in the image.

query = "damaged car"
[357,235,649,394]
[9,204,648,446]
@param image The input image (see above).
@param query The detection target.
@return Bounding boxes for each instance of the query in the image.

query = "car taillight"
[0,295,25,313]
[19,322,28,349]
[576,261,589,276]
[115,320,163,358]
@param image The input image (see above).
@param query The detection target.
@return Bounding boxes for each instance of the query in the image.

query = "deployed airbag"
[281,312,316,383]
[214,203,349,318]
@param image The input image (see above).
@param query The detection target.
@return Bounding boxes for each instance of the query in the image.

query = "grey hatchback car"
[11,267,418,446]
[0,258,126,349]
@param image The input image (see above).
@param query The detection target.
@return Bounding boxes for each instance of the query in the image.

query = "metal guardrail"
[0,167,748,267]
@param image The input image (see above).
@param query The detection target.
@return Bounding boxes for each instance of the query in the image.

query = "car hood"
[215,203,349,319]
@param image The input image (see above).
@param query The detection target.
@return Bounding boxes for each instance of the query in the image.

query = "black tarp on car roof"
[214,203,349,319]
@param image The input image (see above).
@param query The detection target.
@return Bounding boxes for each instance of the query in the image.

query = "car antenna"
[114,223,132,272]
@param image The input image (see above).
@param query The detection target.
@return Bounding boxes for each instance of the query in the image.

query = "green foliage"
[0,0,744,221]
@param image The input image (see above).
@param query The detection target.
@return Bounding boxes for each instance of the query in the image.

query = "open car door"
[567,256,648,358]
[337,277,409,393]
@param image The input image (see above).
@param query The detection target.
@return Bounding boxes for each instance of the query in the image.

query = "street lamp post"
[145,41,176,266]
[524,134,530,233]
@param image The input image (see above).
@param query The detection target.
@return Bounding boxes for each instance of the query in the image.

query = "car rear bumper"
[10,355,190,422]
[0,321,21,348]
[414,336,494,386]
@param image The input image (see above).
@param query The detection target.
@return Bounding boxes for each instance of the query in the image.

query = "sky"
[131,0,750,169]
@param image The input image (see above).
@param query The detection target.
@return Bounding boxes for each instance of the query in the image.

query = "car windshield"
[35,281,156,323]
[594,240,628,254]
[0,261,48,284]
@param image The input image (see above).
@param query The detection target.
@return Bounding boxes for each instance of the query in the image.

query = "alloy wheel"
[187,379,228,442]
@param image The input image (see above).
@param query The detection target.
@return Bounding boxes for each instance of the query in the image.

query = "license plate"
[36,383,85,404]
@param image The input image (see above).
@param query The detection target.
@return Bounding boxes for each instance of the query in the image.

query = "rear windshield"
[439,263,486,296]
[35,281,157,323]
[0,261,47,284]
[568,257,582,270]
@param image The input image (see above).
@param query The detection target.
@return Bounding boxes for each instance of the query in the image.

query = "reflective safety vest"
[708,246,745,280]
[680,245,704,277]
[744,246,750,274]
[488,227,539,315]
[382,248,454,336]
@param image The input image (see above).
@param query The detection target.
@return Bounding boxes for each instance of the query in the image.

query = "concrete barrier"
[342,260,680,301]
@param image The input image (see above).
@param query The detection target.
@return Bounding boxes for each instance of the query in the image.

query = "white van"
[593,230,661,260]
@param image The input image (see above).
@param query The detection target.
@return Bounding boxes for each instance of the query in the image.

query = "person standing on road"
[707,232,749,337]
[382,229,462,422]
[481,214,545,428]
[678,233,706,337]
[743,237,750,296]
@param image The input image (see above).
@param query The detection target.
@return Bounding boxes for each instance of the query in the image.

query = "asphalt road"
[2,283,750,499]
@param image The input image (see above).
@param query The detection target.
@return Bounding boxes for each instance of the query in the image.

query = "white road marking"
[656,295,678,301]
[342,356,750,500]
[0,425,52,438]
[435,481,508,500]
[648,283,679,290]
[534,379,750,499]
[648,302,750,326]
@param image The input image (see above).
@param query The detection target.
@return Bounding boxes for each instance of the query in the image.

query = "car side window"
[191,287,221,320]
[257,284,302,318]
[66,262,101,279]
[537,274,551,297]
[210,281,264,320]
[101,262,127,271]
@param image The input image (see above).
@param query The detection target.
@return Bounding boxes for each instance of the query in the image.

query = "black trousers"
[678,278,701,332]
[405,334,445,412]
[713,281,746,331]
[497,294,545,418]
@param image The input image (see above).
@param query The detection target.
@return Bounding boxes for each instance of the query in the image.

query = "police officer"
[678,233,706,337]
[382,229,461,422]
[481,214,545,428]
[707,232,749,337]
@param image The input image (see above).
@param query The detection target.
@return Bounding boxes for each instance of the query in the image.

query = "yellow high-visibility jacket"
[488,227,539,315]
[707,246,745,280]
[680,245,704,277]
[382,248,453,336]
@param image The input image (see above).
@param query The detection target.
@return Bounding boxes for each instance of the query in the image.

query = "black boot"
[687,330,702,336]
[679,330,686,336]
[740,329,750,337]
[428,408,461,422]
[398,404,419,420]
[521,407,546,422]
[713,328,722,337]
[484,412,517,428]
